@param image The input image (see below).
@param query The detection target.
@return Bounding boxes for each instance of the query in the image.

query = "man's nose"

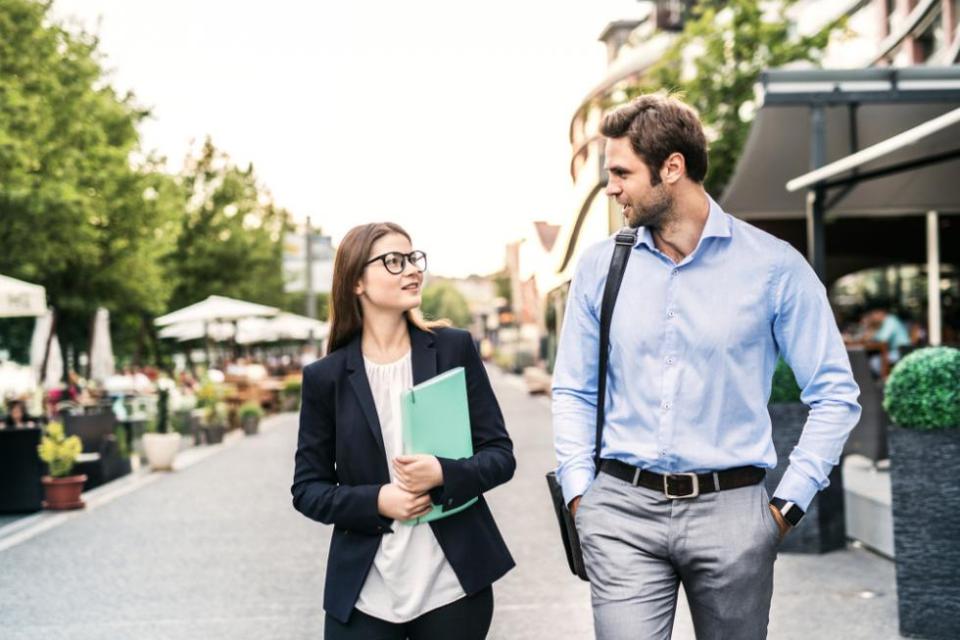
[605,182,619,197]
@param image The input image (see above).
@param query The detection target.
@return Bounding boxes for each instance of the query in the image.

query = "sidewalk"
[0,368,901,639]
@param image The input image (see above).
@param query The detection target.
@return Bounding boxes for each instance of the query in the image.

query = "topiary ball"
[769,358,802,404]
[883,346,960,431]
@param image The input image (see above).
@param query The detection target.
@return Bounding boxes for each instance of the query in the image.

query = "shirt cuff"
[772,466,821,512]
[560,466,595,508]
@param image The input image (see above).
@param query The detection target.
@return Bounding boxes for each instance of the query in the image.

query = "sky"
[50,0,650,278]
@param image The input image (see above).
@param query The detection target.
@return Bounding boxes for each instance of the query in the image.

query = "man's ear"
[661,152,686,185]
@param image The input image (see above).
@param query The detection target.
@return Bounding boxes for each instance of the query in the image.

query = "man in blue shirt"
[863,306,912,375]
[552,93,861,639]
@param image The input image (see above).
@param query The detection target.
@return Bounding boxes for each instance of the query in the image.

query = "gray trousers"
[575,470,781,640]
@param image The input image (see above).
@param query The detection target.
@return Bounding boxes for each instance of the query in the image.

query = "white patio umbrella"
[158,320,236,342]
[29,308,63,388]
[235,313,329,344]
[89,307,115,384]
[0,274,46,318]
[154,295,280,327]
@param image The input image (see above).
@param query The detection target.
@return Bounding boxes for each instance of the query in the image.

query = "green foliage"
[769,357,802,404]
[283,379,302,396]
[164,138,294,313]
[627,0,845,196]
[420,282,472,328]
[195,378,225,408]
[0,0,184,364]
[37,421,82,477]
[883,347,960,431]
[239,401,264,419]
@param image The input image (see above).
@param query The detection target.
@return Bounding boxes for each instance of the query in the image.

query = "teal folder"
[400,367,477,525]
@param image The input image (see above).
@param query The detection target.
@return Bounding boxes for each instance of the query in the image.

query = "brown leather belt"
[599,458,766,499]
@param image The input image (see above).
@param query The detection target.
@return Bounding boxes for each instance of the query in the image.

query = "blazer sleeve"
[430,332,516,511]
[291,363,394,535]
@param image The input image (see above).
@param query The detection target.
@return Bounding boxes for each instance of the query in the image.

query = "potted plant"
[142,378,181,471]
[36,421,86,510]
[239,401,264,436]
[281,379,301,412]
[202,402,228,444]
[764,358,845,553]
[883,346,960,640]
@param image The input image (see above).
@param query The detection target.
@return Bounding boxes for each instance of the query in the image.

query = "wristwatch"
[770,497,805,527]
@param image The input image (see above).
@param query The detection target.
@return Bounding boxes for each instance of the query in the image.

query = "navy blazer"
[291,324,516,623]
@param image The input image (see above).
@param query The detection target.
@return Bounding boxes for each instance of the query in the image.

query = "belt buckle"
[663,472,700,499]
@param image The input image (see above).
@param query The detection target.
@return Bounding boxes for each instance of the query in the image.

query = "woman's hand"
[377,484,434,521]
[392,454,444,494]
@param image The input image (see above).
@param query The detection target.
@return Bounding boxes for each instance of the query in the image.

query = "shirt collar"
[635,194,732,251]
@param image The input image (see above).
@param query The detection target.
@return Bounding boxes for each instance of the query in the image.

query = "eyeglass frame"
[363,250,428,275]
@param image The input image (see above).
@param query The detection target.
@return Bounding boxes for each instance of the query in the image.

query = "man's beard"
[623,187,673,230]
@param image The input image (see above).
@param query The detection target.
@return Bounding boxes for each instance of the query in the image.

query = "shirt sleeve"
[771,245,862,511]
[551,245,607,506]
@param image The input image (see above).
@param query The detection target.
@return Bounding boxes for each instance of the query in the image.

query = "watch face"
[772,498,804,526]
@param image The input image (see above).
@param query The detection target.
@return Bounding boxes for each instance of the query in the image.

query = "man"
[552,93,861,640]
[862,305,911,376]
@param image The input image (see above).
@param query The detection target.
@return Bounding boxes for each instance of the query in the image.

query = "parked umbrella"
[89,307,115,384]
[29,308,63,388]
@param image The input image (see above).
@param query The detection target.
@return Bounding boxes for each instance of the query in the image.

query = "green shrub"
[283,380,301,397]
[883,346,960,430]
[239,401,264,419]
[769,358,802,404]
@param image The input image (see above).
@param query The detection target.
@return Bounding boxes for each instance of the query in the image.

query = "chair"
[843,348,889,462]
[0,428,45,513]
[63,413,131,490]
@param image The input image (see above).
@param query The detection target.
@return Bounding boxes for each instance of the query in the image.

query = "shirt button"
[671,269,679,277]
[662,401,672,410]
[660,449,668,456]
[667,311,676,319]
[665,357,675,365]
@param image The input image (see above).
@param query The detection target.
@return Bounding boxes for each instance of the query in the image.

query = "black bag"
[545,227,637,581]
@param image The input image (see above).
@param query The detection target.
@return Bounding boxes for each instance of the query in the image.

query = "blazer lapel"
[409,323,437,385]
[345,335,386,456]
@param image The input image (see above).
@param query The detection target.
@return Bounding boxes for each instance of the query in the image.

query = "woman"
[291,222,515,639]
[3,399,36,429]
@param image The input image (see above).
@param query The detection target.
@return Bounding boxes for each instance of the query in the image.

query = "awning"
[721,67,960,220]
[0,274,47,318]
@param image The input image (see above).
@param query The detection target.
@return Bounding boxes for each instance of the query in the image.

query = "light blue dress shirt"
[552,196,861,511]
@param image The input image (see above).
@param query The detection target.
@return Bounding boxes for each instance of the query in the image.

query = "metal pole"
[926,210,942,346]
[806,104,828,282]
[305,216,316,320]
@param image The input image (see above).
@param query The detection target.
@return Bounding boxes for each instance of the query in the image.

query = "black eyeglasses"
[364,250,427,275]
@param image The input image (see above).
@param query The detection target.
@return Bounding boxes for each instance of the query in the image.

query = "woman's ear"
[354,280,364,297]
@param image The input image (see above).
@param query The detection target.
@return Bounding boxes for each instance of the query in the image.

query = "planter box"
[765,403,846,554]
[889,426,960,640]
[241,416,260,435]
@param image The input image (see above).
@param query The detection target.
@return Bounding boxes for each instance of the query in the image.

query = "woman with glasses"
[292,222,515,639]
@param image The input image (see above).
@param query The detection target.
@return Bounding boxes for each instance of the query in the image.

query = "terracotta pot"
[41,475,87,510]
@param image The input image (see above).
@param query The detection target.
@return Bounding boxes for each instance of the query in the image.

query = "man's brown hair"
[601,92,708,184]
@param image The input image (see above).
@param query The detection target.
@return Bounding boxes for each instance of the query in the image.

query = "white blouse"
[354,351,466,623]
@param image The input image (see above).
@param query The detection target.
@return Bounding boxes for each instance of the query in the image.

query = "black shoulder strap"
[594,227,637,476]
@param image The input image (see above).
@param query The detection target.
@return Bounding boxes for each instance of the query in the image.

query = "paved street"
[0,366,899,639]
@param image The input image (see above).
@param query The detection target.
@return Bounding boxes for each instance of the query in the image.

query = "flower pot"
[241,415,260,435]
[41,475,87,510]
[203,425,225,445]
[765,402,846,553]
[889,425,960,640]
[142,432,182,471]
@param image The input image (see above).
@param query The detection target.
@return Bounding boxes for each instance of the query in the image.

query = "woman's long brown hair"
[326,222,447,355]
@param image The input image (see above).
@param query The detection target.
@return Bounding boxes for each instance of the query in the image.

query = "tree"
[629,0,845,196]
[420,282,472,328]
[0,0,183,367]
[164,138,294,312]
